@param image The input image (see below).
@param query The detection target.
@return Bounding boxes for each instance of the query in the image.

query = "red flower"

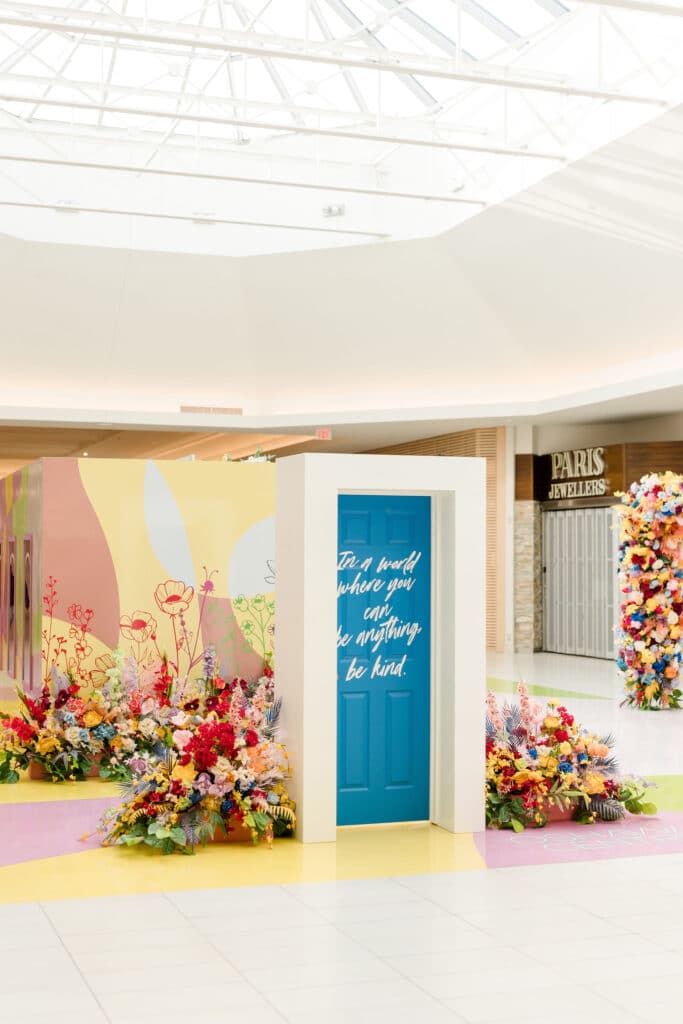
[23,697,47,727]
[55,690,70,710]
[8,717,36,744]
[263,663,274,679]
[554,729,569,743]
[205,696,220,712]
[245,728,259,748]
[182,720,237,773]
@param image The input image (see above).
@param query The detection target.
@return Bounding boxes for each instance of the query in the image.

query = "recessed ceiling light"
[82,451,89,456]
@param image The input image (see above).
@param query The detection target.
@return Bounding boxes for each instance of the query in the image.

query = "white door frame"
[275,454,486,843]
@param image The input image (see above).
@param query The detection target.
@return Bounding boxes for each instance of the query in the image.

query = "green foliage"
[618,777,657,816]
[485,791,531,831]
[0,752,24,784]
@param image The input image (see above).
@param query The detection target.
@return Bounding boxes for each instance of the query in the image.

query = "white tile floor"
[3,651,683,1023]
[488,650,683,775]
[5,858,683,1023]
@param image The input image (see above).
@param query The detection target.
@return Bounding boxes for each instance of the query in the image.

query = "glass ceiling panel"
[0,0,680,257]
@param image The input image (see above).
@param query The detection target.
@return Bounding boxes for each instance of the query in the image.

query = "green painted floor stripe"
[644,776,683,812]
[486,677,610,702]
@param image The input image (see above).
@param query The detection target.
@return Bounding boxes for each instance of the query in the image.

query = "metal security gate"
[543,507,619,659]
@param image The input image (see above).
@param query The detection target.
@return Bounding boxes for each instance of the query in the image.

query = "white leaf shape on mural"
[144,461,196,587]
[229,515,275,597]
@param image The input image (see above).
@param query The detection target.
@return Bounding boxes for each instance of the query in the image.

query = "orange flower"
[154,581,194,618]
[120,611,157,642]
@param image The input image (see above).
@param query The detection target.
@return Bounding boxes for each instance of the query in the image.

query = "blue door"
[337,495,431,826]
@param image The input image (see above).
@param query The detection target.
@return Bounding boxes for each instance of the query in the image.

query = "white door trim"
[275,454,486,843]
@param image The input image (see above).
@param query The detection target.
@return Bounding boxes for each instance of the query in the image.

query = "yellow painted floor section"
[0,823,483,903]
[0,776,116,803]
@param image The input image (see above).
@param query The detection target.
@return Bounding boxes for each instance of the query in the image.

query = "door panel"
[543,507,618,659]
[337,494,431,825]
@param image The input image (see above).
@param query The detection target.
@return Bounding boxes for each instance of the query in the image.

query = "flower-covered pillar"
[618,472,683,710]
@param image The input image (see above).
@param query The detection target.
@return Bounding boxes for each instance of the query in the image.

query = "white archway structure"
[276,453,486,843]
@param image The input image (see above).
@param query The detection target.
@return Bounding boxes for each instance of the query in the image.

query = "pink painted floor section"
[0,798,116,867]
[476,811,683,868]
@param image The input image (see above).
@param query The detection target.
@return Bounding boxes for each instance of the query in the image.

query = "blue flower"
[63,712,77,726]
[577,753,588,763]
[558,761,573,773]
[528,748,538,759]
[79,729,90,743]
[93,723,116,741]
[220,798,233,814]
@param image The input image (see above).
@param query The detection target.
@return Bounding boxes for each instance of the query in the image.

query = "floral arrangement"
[98,653,295,854]
[617,472,683,710]
[0,653,135,783]
[486,684,656,831]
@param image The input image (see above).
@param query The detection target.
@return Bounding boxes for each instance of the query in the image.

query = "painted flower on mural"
[200,567,218,595]
[120,611,157,643]
[485,685,657,831]
[92,653,116,688]
[155,580,195,618]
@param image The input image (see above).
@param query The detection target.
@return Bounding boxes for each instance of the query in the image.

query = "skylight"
[0,0,680,256]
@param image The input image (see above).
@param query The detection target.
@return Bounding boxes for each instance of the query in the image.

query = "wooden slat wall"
[369,427,506,651]
[625,442,683,486]
[515,454,534,501]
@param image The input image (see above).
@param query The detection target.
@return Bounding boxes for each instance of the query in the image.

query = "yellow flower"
[584,772,605,796]
[512,770,543,787]
[36,735,60,756]
[543,716,561,731]
[644,682,659,702]
[559,742,573,756]
[544,757,558,774]
[171,760,196,783]
[83,710,104,728]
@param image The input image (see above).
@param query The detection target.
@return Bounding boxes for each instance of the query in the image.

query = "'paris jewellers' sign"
[546,447,608,500]
[533,445,626,504]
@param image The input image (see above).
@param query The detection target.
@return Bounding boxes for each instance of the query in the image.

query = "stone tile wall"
[514,500,543,651]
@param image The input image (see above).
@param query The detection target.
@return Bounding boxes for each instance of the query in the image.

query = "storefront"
[516,441,683,659]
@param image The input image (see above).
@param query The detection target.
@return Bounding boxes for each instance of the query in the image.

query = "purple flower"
[203,645,217,680]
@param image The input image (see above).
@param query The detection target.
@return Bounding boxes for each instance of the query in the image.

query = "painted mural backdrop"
[2,459,275,693]
[0,463,43,691]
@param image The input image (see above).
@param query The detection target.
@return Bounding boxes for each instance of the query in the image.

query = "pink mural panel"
[202,596,265,682]
[41,459,120,649]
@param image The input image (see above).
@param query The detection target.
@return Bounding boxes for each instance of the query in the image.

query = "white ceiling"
[0,0,681,255]
[1,99,683,447]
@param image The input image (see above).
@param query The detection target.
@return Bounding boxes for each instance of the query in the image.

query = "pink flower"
[486,691,503,732]
[172,729,193,750]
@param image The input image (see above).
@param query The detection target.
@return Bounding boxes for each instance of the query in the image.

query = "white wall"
[535,412,683,455]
